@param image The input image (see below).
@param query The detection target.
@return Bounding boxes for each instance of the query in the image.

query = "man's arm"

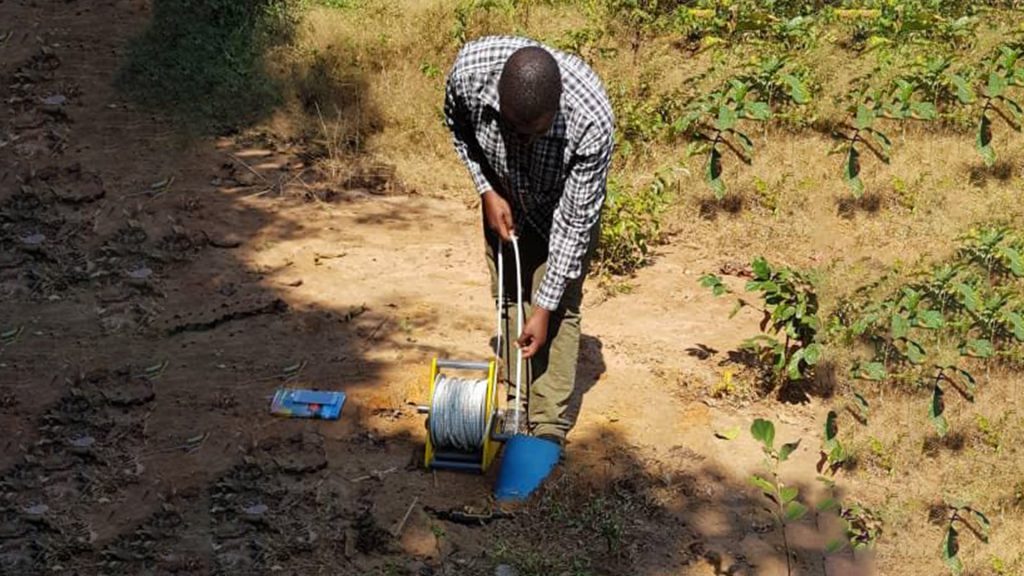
[444,68,516,241]
[443,70,492,196]
[535,131,614,311]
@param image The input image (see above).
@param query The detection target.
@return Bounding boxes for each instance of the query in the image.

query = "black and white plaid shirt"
[444,35,615,311]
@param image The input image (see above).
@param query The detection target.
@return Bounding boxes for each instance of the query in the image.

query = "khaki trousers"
[484,221,597,440]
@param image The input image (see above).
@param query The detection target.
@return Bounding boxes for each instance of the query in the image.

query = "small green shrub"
[608,78,681,159]
[596,170,674,276]
[701,258,823,390]
[940,501,992,576]
[749,418,807,576]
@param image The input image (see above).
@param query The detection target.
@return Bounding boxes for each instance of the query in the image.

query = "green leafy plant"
[846,231,1024,367]
[818,410,849,475]
[736,54,814,123]
[831,69,945,197]
[841,1,977,50]
[926,363,977,436]
[670,2,820,51]
[749,418,806,576]
[957,226,1024,281]
[813,402,880,571]
[676,57,811,198]
[815,393,864,475]
[676,79,771,198]
[669,5,752,52]
[829,101,892,197]
[952,284,1020,353]
[903,56,974,117]
[451,0,515,44]
[845,289,982,438]
[597,169,675,275]
[816,477,883,560]
[600,0,673,63]
[772,14,820,50]
[952,45,1024,166]
[701,257,822,390]
[554,24,608,62]
[835,502,883,555]
[609,77,682,158]
[948,229,1024,350]
[940,501,992,575]
[881,77,939,122]
[847,284,945,371]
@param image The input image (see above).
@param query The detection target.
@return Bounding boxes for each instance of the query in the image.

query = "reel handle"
[436,359,491,371]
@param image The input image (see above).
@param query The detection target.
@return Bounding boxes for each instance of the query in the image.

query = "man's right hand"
[482,189,515,241]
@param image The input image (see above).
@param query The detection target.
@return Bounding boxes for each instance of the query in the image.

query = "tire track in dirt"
[0,368,155,573]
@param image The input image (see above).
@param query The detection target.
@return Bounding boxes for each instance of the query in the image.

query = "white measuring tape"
[428,375,488,451]
[496,234,525,432]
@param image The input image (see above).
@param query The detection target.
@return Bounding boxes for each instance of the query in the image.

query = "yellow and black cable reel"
[419,236,527,474]
[418,358,506,473]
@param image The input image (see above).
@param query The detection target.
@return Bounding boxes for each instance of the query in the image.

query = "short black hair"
[498,46,562,124]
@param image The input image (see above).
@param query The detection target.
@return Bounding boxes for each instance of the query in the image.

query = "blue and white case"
[270,388,346,420]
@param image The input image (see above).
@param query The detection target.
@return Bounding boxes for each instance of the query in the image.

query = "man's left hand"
[517,308,550,359]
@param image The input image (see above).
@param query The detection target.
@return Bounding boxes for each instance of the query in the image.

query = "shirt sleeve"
[535,129,613,311]
[443,69,492,195]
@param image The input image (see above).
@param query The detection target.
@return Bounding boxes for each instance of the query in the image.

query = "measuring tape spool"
[428,374,489,452]
[423,236,523,470]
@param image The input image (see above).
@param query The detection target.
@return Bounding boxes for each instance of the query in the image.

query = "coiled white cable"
[429,375,488,451]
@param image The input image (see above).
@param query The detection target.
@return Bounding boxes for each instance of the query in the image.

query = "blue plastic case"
[270,388,346,420]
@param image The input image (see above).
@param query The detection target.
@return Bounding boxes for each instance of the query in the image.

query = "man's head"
[498,46,562,144]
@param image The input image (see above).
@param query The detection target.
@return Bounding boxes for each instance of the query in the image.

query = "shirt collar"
[481,75,500,113]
